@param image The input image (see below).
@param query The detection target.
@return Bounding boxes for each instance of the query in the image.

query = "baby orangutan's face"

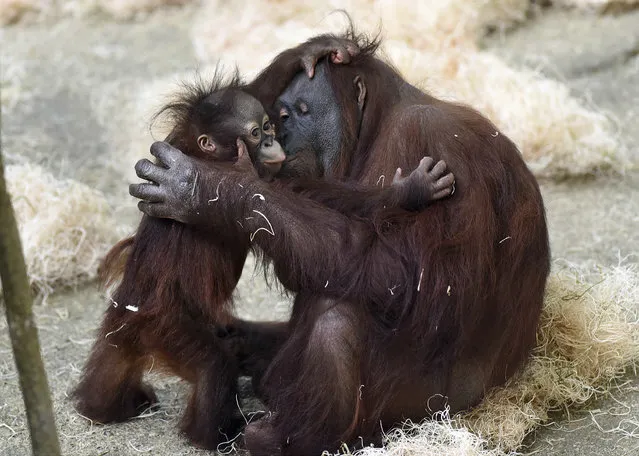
[234,93,286,177]
[196,91,286,178]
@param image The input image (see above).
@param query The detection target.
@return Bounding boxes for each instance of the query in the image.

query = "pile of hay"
[0,0,193,25]
[191,0,627,178]
[460,265,639,449]
[335,414,516,456]
[329,265,639,456]
[191,0,531,77]
[2,163,121,295]
[384,46,625,177]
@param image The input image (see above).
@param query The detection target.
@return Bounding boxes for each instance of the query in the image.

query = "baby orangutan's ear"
[197,134,217,154]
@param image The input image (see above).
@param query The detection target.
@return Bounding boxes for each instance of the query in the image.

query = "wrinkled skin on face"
[275,62,341,179]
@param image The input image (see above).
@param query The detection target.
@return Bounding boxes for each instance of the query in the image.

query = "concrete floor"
[1,4,639,455]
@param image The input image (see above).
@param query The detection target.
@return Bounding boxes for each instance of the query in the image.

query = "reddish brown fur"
[72,75,254,449]
[72,55,442,450]
[192,32,551,455]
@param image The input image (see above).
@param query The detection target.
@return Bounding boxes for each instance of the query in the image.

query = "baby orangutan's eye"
[263,121,271,131]
[251,127,260,138]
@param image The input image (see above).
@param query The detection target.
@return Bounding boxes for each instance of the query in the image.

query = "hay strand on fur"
[459,265,639,450]
[333,265,639,455]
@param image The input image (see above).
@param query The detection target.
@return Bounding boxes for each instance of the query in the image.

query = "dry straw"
[2,1,637,451]
[383,45,627,177]
[191,0,628,178]
[2,164,120,296]
[191,0,532,70]
[460,265,639,450]
[324,414,517,456]
[324,265,639,455]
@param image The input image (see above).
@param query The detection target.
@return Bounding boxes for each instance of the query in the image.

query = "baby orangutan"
[72,72,455,450]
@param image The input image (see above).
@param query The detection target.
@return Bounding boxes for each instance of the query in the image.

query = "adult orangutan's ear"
[354,75,366,111]
[197,134,217,154]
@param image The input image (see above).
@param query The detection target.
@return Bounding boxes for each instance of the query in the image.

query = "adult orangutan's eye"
[279,107,289,121]
[299,102,309,114]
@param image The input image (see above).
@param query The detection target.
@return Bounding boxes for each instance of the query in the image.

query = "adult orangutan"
[73,54,454,450]
[130,32,550,455]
